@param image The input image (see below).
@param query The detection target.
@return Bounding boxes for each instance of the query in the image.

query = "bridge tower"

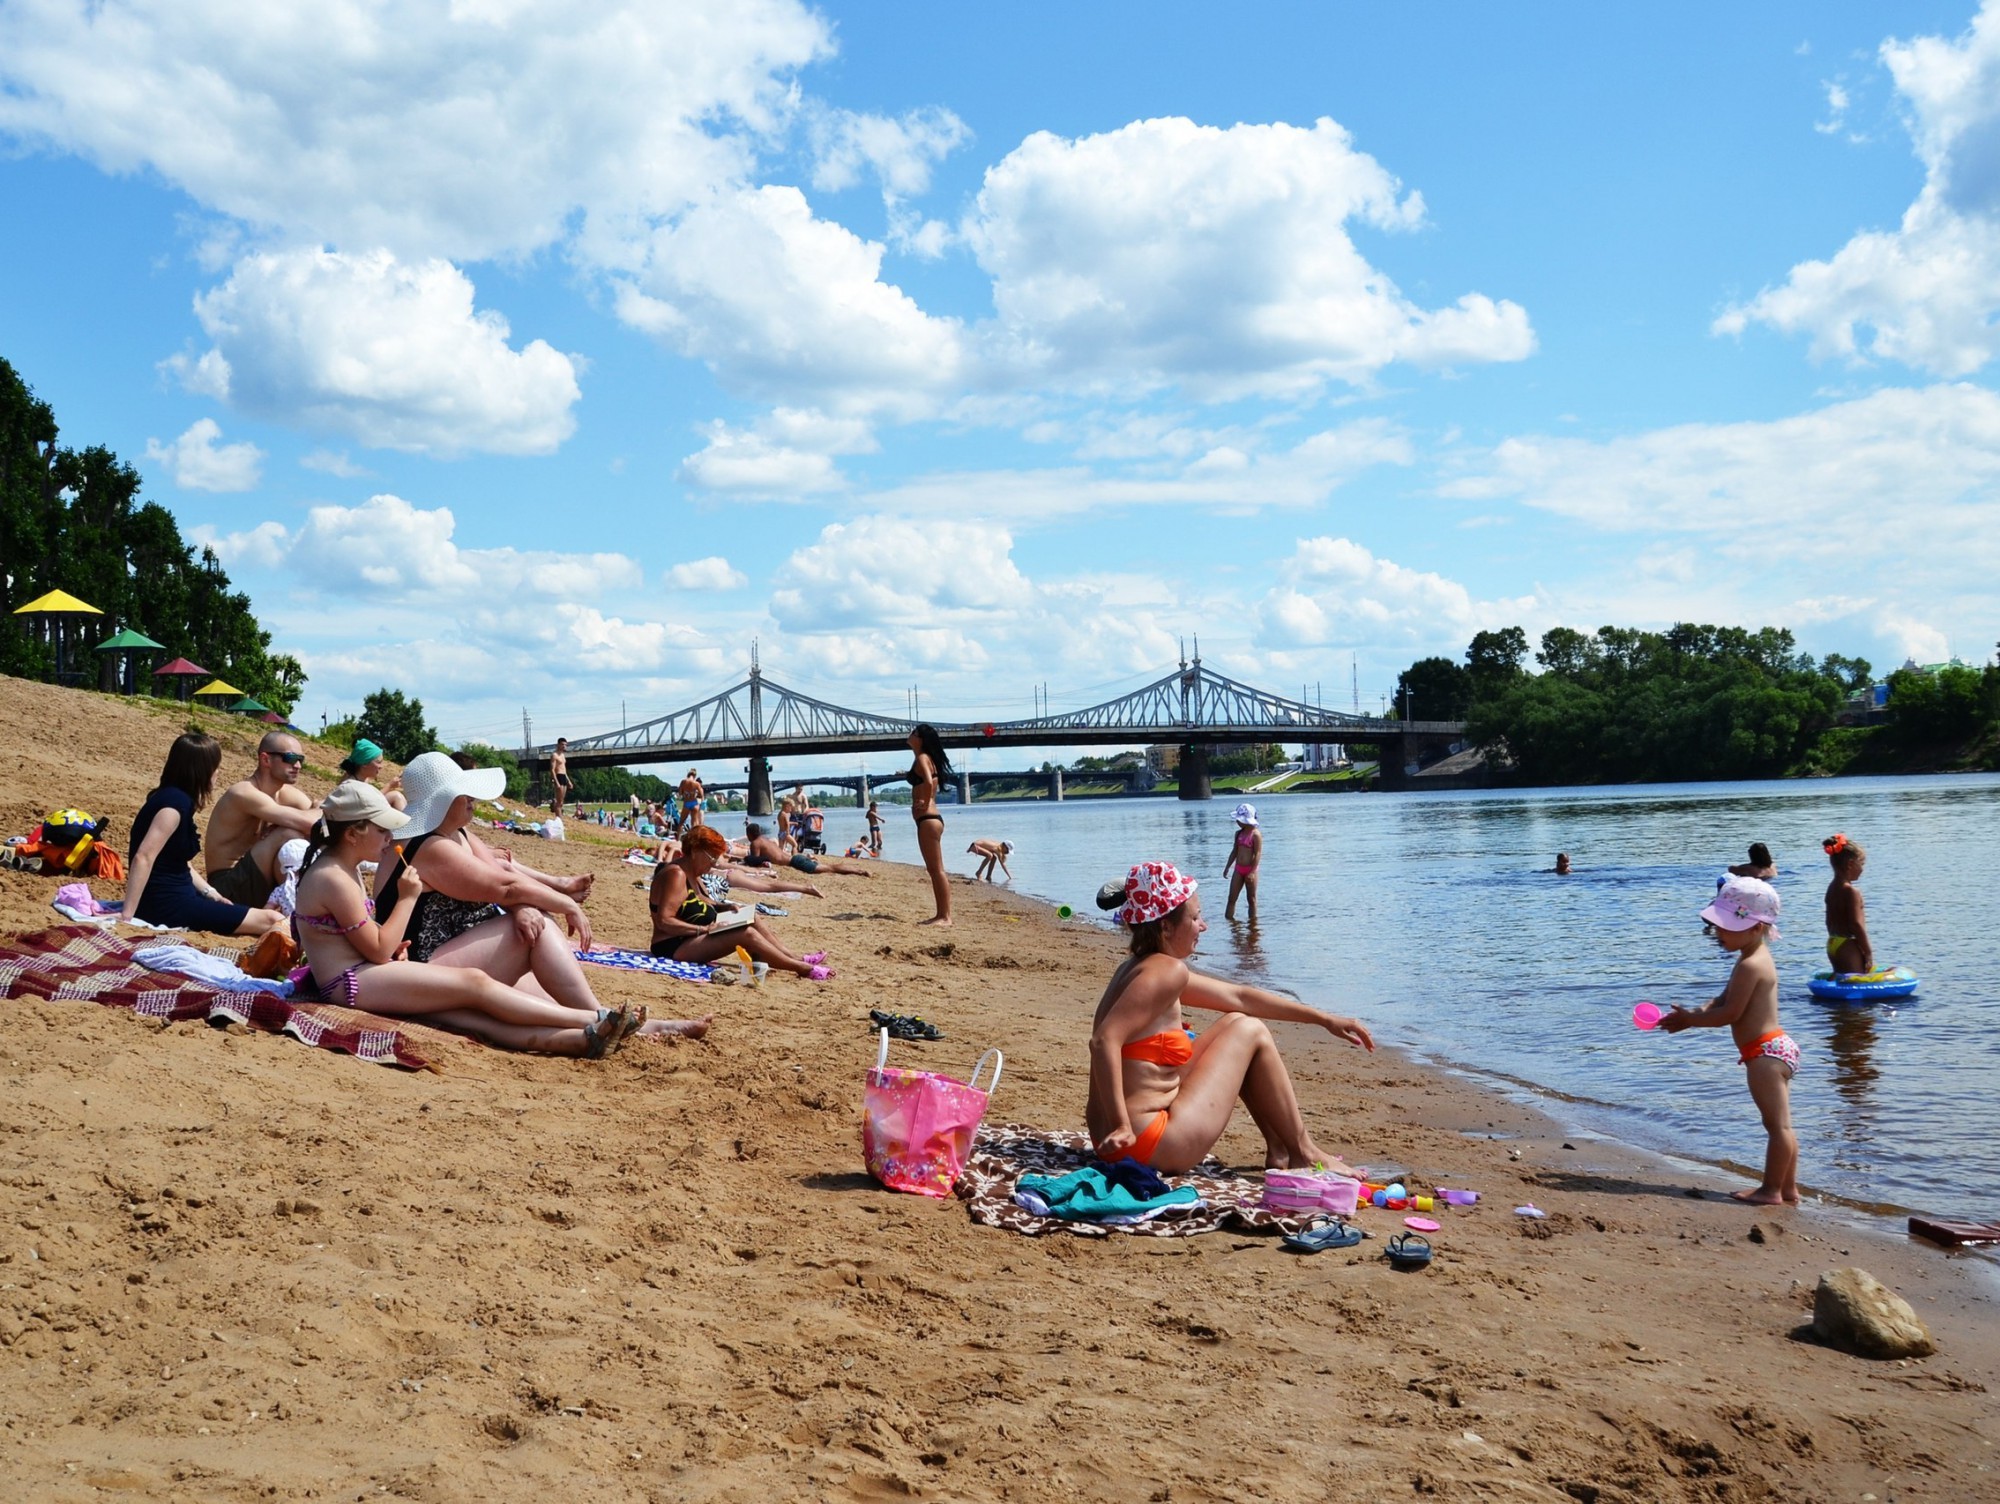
[746,644,774,816]
[1176,639,1213,801]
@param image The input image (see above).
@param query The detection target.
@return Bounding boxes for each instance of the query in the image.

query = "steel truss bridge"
[524,655,1466,809]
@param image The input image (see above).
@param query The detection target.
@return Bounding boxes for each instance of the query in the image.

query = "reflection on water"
[930,773,2000,1221]
[1824,1005,1881,1110]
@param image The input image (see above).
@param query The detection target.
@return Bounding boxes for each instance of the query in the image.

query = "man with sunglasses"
[206,732,321,906]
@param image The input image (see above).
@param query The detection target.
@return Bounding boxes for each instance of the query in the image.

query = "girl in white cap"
[1221,803,1262,923]
[1086,860,1373,1174]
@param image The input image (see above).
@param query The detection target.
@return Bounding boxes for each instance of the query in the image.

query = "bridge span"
[524,654,1465,814]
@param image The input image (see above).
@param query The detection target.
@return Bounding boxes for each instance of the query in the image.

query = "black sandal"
[1384,1232,1433,1270]
[1282,1220,1366,1254]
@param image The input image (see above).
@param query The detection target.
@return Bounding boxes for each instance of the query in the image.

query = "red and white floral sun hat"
[1116,860,1198,925]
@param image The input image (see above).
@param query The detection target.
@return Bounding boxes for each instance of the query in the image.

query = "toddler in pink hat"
[1658,876,1800,1205]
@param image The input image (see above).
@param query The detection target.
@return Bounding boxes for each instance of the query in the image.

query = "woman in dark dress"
[124,732,288,936]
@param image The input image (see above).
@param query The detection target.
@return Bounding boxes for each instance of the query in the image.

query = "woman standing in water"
[907,724,952,927]
[1221,802,1262,922]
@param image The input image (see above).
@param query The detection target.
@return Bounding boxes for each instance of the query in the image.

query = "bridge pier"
[1177,743,1212,801]
[957,772,973,807]
[857,773,870,810]
[1049,768,1064,802]
[747,755,773,816]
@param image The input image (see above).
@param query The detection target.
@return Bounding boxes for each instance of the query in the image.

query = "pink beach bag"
[861,1028,1003,1198]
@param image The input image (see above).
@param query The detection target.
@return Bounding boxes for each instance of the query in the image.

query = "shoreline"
[4,671,1999,1502]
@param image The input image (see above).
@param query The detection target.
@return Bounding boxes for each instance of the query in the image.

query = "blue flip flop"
[1384,1232,1433,1270]
[1282,1220,1365,1254]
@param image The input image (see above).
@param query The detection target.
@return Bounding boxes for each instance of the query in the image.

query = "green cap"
[350,738,385,765]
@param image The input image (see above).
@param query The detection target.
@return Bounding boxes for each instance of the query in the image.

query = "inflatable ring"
[1807,966,1919,1002]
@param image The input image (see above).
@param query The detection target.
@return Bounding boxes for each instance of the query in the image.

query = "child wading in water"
[1222,803,1262,922]
[1658,875,1799,1205]
[1821,833,1873,975]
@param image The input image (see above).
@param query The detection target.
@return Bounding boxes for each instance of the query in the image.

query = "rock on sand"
[1813,1267,1937,1359]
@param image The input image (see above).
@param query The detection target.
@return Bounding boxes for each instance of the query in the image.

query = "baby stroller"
[797,808,828,855]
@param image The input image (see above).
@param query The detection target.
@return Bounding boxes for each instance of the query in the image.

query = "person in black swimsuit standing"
[907,723,952,927]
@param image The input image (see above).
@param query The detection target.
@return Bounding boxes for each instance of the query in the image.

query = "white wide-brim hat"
[1232,802,1258,826]
[397,751,507,837]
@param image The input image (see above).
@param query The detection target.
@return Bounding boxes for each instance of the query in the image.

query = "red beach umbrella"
[152,657,211,702]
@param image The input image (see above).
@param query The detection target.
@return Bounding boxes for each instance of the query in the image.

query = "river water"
[855,774,2000,1225]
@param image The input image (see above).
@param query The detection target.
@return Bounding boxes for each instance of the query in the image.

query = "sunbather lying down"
[1086,860,1373,1176]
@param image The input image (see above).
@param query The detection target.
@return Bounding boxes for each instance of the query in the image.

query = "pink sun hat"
[1699,875,1781,937]
[1116,860,1198,925]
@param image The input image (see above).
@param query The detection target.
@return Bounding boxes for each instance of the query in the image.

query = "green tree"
[358,689,439,763]
[0,357,303,711]
[1886,665,1996,743]
[1466,626,1528,688]
[1393,656,1473,720]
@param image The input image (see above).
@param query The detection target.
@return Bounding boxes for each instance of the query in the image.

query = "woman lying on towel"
[1087,860,1373,1174]
[649,826,834,980]
[295,782,660,1055]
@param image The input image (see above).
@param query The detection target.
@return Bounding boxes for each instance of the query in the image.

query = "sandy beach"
[3,673,1998,1503]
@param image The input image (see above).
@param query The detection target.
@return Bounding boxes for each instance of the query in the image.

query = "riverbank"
[3,673,1998,1502]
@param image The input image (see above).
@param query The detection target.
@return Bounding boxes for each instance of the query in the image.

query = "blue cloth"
[134,943,294,996]
[577,947,712,983]
[1014,1165,1201,1222]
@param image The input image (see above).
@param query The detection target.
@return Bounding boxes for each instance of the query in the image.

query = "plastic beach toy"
[1436,1188,1479,1206]
[1807,966,1918,1002]
[1056,904,1074,919]
[1513,1204,1548,1219]
[1632,1002,1663,1030]
[1404,1216,1441,1233]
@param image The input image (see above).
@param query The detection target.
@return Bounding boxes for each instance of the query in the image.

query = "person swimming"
[1729,842,1776,880]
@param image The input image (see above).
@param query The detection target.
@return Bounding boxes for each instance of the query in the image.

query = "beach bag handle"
[873,1027,1003,1095]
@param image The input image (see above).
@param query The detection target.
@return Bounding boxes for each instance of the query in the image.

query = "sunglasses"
[268,751,306,765]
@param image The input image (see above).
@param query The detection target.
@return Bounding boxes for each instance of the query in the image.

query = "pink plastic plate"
[1632,1001,1662,1030]
[1404,1216,1440,1232]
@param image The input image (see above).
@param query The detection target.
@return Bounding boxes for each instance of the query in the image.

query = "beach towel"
[576,947,712,983]
[956,1125,1308,1239]
[1014,1164,1202,1224]
[0,925,442,1070]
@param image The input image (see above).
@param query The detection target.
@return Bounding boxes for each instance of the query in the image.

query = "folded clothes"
[1014,1165,1202,1223]
[133,943,294,996]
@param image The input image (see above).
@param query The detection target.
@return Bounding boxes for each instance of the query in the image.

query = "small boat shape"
[1807,966,1919,1002]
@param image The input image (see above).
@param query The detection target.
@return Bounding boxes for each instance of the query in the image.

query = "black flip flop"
[1282,1220,1366,1254]
[1384,1232,1433,1270]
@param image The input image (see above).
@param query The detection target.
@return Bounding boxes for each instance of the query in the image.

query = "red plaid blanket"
[0,925,442,1071]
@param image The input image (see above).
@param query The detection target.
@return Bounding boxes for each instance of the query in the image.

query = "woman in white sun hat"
[294,780,641,1057]
[373,753,704,1039]
[1221,802,1263,923]
[1085,860,1372,1175]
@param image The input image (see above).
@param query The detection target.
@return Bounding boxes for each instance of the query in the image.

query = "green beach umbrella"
[229,696,270,714]
[94,627,167,694]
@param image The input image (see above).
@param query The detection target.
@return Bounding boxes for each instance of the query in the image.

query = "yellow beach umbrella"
[11,589,104,683]
[192,678,247,699]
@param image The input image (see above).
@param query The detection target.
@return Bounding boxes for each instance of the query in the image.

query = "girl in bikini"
[907,724,952,927]
[293,781,642,1057]
[1221,802,1262,922]
[1821,834,1873,976]
[1085,860,1373,1174]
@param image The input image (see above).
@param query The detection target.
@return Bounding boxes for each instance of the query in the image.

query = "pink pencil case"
[1263,1169,1360,1216]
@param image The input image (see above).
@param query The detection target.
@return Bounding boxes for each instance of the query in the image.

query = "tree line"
[1391,623,1999,784]
[0,358,303,713]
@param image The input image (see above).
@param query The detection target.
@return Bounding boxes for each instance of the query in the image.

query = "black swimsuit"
[910,760,945,826]
[377,832,504,962]
[650,874,717,958]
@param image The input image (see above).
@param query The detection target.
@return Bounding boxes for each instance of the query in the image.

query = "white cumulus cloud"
[1256,537,1540,659]
[0,0,830,264]
[1717,2,2000,374]
[963,117,1535,399]
[143,418,264,492]
[169,248,581,456]
[664,556,749,591]
[677,406,878,496]
[617,186,966,417]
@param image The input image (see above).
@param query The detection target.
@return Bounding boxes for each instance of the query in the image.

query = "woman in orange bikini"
[1085,860,1374,1174]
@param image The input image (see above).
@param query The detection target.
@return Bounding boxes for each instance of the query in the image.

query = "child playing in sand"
[1821,833,1872,975]
[1657,876,1799,1205]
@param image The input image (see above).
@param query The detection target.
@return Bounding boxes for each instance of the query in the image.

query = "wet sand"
[2,672,1997,1503]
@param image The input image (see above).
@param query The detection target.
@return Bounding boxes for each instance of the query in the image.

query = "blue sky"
[3,1,1998,769]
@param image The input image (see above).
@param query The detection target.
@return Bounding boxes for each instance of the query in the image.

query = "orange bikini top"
[1122,1030,1194,1067]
